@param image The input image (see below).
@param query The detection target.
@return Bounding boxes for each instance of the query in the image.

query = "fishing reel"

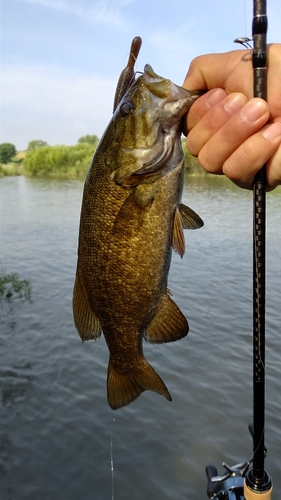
[205,460,249,500]
[205,425,268,500]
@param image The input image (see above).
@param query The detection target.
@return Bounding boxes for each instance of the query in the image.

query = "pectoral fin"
[179,203,204,229]
[113,188,153,236]
[172,204,204,257]
[144,291,189,344]
[73,270,102,342]
[172,206,185,257]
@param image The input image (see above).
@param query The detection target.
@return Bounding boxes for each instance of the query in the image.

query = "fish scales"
[73,64,203,410]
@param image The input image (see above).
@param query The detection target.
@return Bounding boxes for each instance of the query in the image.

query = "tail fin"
[107,357,172,410]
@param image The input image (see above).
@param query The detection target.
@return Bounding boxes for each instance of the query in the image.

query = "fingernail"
[240,99,267,123]
[262,122,281,141]
[205,88,226,109]
[224,94,246,115]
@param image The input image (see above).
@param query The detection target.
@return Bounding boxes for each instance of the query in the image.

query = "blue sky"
[1,0,280,150]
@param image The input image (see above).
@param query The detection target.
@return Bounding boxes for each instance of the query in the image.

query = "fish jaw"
[142,64,201,131]
[103,65,201,187]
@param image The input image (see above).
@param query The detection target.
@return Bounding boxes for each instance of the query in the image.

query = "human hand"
[182,44,281,190]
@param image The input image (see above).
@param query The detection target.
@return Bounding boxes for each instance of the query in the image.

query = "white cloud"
[20,0,134,28]
[1,64,116,149]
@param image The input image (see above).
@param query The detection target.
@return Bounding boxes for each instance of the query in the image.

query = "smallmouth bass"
[73,57,203,410]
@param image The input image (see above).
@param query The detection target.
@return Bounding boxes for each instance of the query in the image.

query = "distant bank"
[0,137,204,178]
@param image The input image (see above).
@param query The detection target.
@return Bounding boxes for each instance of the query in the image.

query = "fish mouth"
[143,64,202,113]
[119,129,175,187]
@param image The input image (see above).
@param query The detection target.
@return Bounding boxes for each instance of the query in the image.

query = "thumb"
[182,50,252,94]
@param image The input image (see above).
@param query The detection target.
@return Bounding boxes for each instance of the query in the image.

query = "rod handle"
[244,471,273,499]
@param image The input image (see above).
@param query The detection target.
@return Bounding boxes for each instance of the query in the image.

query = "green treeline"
[24,142,93,177]
[23,135,99,177]
[1,135,203,178]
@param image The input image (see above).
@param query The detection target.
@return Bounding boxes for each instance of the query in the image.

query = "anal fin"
[72,269,102,342]
[144,291,189,344]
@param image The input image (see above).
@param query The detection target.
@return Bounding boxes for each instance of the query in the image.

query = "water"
[0,175,280,499]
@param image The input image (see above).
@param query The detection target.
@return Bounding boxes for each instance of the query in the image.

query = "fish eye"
[120,100,135,117]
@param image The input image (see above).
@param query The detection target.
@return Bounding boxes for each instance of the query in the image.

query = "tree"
[78,134,99,146]
[28,140,48,150]
[0,143,16,164]
[23,142,94,176]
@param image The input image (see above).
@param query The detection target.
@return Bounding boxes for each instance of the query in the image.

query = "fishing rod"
[244,0,273,497]
[205,0,273,498]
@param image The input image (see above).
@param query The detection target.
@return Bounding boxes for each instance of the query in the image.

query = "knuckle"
[198,148,222,174]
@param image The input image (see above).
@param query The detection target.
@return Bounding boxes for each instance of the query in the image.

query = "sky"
[1,0,280,151]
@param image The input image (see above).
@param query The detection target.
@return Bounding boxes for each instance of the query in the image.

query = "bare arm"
[182,44,281,190]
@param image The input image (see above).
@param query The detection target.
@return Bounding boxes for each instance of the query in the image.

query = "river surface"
[0,175,280,499]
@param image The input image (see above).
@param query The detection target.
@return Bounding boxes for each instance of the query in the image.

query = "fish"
[73,51,203,410]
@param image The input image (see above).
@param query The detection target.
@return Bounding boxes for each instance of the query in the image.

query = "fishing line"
[110,416,116,500]
[243,0,248,38]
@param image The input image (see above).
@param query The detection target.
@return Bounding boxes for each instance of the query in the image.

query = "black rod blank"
[252,0,267,480]
[245,0,272,492]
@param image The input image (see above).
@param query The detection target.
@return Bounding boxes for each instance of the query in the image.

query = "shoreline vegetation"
[0,136,205,179]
